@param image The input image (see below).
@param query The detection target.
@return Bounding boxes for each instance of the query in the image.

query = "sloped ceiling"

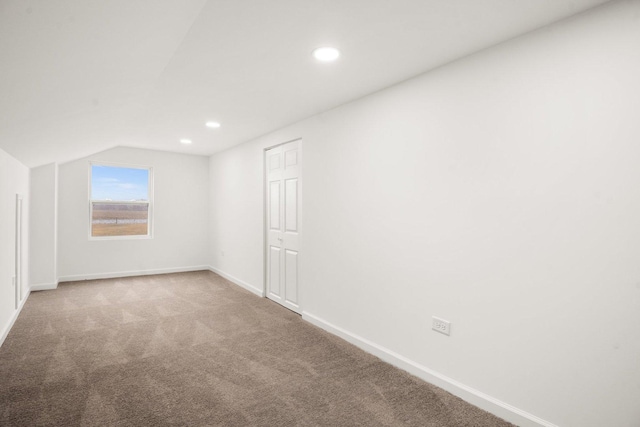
[0,0,611,167]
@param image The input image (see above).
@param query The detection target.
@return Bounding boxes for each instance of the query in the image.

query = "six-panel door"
[266,140,300,313]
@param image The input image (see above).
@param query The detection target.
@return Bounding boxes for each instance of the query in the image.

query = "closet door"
[266,140,300,313]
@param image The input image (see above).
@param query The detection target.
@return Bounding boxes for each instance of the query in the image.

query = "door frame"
[15,194,23,309]
[263,138,303,311]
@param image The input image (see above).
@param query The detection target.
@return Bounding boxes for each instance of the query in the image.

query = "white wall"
[58,147,209,280]
[207,2,640,426]
[0,148,30,344]
[209,139,278,294]
[29,163,58,289]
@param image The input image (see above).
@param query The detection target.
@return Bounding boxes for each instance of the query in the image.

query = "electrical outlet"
[221,251,225,257]
[432,316,451,336]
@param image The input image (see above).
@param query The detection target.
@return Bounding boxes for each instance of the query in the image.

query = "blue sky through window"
[91,165,149,201]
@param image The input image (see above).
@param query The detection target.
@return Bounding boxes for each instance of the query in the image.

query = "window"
[89,163,152,238]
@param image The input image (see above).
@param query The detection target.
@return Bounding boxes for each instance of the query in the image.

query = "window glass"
[90,164,151,238]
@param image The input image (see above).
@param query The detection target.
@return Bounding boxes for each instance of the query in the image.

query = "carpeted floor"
[0,271,514,426]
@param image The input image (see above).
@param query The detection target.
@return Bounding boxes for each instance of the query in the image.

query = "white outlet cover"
[432,316,451,336]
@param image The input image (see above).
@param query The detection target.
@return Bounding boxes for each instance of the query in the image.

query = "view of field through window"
[90,164,150,237]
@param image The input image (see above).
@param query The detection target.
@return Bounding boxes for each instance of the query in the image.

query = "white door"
[15,194,23,309]
[266,140,301,313]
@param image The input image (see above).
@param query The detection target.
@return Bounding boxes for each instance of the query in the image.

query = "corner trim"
[302,311,559,427]
[57,265,209,283]
[0,289,31,348]
[208,266,265,297]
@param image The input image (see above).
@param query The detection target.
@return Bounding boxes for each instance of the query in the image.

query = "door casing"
[15,194,23,309]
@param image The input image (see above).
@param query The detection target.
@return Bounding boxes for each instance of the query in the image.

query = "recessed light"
[312,46,340,62]
[206,121,221,128]
[180,139,192,144]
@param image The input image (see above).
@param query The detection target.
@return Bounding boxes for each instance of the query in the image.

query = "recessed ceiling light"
[312,47,340,62]
[206,121,221,128]
[180,139,192,144]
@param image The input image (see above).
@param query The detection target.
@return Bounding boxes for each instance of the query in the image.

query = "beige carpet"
[0,271,514,426]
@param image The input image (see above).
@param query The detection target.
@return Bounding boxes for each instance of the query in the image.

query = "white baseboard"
[208,266,265,297]
[30,282,58,291]
[302,311,558,427]
[0,289,31,348]
[58,265,210,283]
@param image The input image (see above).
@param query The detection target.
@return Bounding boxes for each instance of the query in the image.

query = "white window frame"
[88,161,154,240]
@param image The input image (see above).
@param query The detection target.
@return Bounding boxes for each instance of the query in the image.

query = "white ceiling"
[0,0,611,167]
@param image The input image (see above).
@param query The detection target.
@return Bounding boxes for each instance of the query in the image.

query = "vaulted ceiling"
[0,0,611,167]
